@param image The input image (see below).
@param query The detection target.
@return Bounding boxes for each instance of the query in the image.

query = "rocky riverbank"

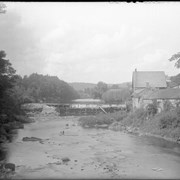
[0,104,42,144]
[109,120,180,145]
[0,103,43,179]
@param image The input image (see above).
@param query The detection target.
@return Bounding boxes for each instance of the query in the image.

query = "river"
[4,104,180,179]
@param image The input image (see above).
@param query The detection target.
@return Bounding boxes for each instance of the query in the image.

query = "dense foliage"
[170,73,180,85]
[102,88,131,104]
[169,52,180,68]
[17,73,80,103]
[0,50,21,115]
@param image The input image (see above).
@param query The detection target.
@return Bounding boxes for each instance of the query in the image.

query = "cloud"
[1,2,180,83]
[0,11,40,74]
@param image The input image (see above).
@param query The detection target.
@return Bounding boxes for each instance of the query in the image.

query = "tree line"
[78,81,132,104]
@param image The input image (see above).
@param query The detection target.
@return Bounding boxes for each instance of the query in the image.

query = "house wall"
[132,97,140,110]
[173,85,180,89]
[168,99,180,107]
[132,97,149,110]
[142,99,153,108]
[135,99,180,113]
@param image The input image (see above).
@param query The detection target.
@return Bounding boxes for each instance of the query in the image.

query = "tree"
[0,50,16,98]
[102,88,131,104]
[169,52,180,68]
[20,73,80,103]
[0,50,24,115]
[93,81,108,99]
[111,84,119,89]
[171,73,180,85]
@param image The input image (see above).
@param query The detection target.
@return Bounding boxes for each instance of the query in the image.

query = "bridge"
[47,103,127,116]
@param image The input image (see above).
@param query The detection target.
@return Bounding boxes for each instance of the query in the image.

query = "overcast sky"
[0,2,180,84]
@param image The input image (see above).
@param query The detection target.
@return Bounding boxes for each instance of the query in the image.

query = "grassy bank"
[78,107,180,142]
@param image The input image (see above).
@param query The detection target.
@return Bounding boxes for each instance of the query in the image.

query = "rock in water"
[61,157,70,163]
[22,137,42,142]
[4,163,15,171]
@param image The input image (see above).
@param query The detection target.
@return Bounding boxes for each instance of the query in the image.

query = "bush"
[78,113,114,128]
[158,109,180,129]
[146,101,158,116]
[122,108,147,127]
[110,111,128,122]
[163,100,173,112]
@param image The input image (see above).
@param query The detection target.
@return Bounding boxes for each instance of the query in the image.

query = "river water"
[4,105,180,179]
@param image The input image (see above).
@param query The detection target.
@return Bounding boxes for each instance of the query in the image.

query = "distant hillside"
[69,82,96,91]
[108,82,132,89]
[69,82,132,91]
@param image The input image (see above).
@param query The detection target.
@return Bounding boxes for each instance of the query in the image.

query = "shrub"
[110,111,128,122]
[158,109,180,129]
[126,101,132,112]
[146,101,158,116]
[78,113,114,128]
[122,108,147,127]
[163,100,173,112]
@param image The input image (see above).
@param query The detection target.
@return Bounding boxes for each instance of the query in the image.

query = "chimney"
[135,68,137,72]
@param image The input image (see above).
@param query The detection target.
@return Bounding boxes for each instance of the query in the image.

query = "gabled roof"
[133,71,167,88]
[148,88,180,100]
[132,88,156,99]
[133,88,180,100]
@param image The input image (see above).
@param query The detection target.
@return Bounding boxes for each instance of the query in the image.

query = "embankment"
[0,103,43,178]
[78,108,180,144]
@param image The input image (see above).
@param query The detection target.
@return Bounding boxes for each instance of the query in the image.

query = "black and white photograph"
[0,2,180,179]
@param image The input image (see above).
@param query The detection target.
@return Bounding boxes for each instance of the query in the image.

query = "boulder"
[22,137,42,142]
[4,163,15,171]
[61,157,70,163]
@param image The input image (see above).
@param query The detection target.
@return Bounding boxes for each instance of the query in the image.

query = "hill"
[69,82,132,91]
[69,82,96,91]
[17,73,80,103]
